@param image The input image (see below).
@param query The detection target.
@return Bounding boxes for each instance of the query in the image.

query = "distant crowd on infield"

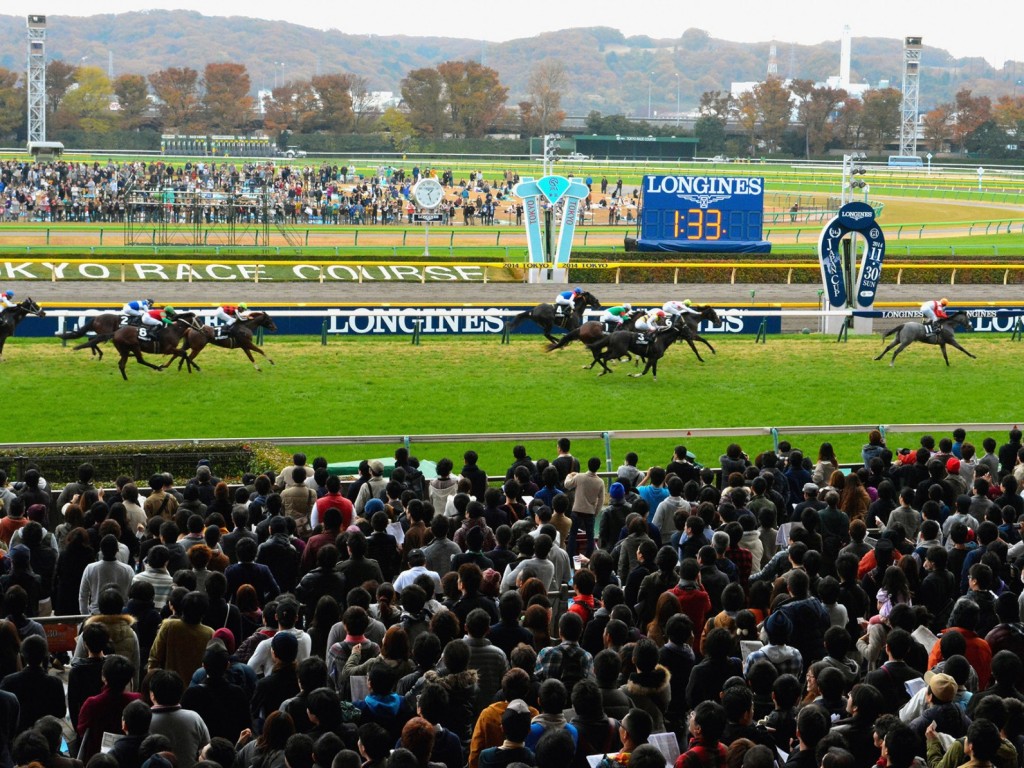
[1,426,1024,768]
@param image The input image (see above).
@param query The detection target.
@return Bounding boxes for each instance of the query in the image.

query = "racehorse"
[0,298,45,361]
[874,310,975,367]
[178,312,278,371]
[507,291,601,344]
[545,308,643,351]
[111,312,202,381]
[59,312,127,360]
[585,316,689,381]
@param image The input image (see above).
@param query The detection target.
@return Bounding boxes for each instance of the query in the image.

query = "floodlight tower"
[899,36,923,157]
[26,15,47,144]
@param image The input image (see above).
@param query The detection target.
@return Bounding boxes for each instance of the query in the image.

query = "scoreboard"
[637,174,771,253]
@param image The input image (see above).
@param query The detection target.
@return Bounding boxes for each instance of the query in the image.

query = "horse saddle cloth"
[214,326,231,340]
[138,327,158,341]
[555,307,567,318]
[120,316,141,327]
[636,333,648,345]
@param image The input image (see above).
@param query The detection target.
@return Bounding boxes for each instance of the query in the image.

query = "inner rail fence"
[2,422,1019,476]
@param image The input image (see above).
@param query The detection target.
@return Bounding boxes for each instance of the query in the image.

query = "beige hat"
[369,460,385,475]
[925,671,957,703]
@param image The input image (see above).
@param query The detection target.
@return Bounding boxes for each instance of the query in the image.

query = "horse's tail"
[882,323,905,340]
[546,328,581,352]
[585,333,611,354]
[58,317,94,339]
[72,333,113,351]
[507,310,531,331]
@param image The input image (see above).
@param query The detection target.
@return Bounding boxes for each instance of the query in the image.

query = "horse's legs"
[875,337,901,361]
[118,353,129,380]
[889,341,913,367]
[685,338,706,363]
[135,349,163,371]
[695,335,716,354]
[946,339,976,359]
[939,344,951,366]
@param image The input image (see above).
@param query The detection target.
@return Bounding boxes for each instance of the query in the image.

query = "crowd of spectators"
[2,427,1024,768]
[0,159,634,227]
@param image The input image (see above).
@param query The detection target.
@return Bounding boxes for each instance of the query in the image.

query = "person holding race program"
[598,303,632,332]
[920,297,949,333]
[215,302,252,336]
[555,287,583,315]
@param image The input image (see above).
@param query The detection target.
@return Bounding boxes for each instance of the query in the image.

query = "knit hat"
[271,630,299,662]
[212,627,236,654]
[9,545,30,567]
[609,483,625,500]
[765,611,793,644]
[364,498,385,515]
[25,504,46,523]
[925,671,957,703]
[946,458,961,475]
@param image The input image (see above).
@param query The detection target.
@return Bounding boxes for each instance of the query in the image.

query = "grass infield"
[3,334,1013,475]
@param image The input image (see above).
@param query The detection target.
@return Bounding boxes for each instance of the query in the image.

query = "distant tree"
[262,80,319,135]
[148,67,200,132]
[752,77,792,154]
[518,101,542,137]
[734,92,759,156]
[377,108,415,151]
[113,74,151,131]
[951,88,992,153]
[833,96,864,149]
[993,95,1024,142]
[436,60,508,138]
[698,89,732,120]
[348,75,376,132]
[59,66,115,133]
[45,60,77,124]
[202,63,252,133]
[921,103,954,153]
[401,68,448,136]
[693,115,726,154]
[859,87,902,153]
[0,68,25,139]
[526,59,568,136]
[310,73,356,133]
[965,119,1012,158]
[797,85,847,157]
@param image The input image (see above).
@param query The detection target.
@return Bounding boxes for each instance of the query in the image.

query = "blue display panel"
[637,175,771,253]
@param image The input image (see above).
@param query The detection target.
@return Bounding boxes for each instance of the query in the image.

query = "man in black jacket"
[461,451,489,501]
[864,629,922,714]
[998,428,1022,480]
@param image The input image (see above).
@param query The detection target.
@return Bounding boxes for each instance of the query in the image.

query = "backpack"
[569,597,599,626]
[558,643,589,690]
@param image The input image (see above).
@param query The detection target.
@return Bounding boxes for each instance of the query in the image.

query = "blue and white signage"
[638,175,770,253]
[818,202,887,308]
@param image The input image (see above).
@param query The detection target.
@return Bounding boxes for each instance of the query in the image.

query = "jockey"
[634,309,671,339]
[0,291,16,311]
[121,299,152,324]
[598,303,632,331]
[920,297,949,333]
[141,305,177,331]
[216,302,251,334]
[555,287,583,314]
[663,299,699,318]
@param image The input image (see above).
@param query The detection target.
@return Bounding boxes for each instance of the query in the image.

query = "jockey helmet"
[656,310,666,318]
[239,302,248,310]
[4,291,13,299]
[144,298,154,306]
[623,303,631,311]
[164,306,176,316]
[683,299,692,306]
[573,287,582,294]
[939,298,949,306]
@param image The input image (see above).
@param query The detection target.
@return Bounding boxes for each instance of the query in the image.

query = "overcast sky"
[30,0,1021,69]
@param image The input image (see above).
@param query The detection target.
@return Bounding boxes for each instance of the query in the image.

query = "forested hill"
[0,12,1017,114]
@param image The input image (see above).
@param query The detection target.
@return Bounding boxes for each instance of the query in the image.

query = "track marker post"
[411,319,422,345]
[1012,317,1023,342]
[501,321,511,345]
[836,323,849,343]
[320,319,328,346]
[603,432,613,472]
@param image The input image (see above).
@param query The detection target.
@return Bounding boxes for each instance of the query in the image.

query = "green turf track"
[3,334,1015,475]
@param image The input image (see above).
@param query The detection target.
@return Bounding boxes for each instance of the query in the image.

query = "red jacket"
[928,628,992,689]
[670,583,712,644]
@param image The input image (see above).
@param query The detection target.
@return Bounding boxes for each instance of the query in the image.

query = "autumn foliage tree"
[401,68,449,136]
[523,60,567,136]
[951,88,992,153]
[46,60,78,130]
[921,103,953,153]
[437,61,508,138]
[60,66,116,132]
[113,74,151,131]
[148,67,200,132]
[309,74,356,133]
[202,63,253,133]
[859,87,902,153]
[0,69,24,139]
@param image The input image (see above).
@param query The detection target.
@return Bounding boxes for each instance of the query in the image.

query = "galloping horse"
[0,298,45,361]
[59,312,127,360]
[677,305,723,362]
[585,316,689,381]
[874,310,975,367]
[178,312,278,371]
[111,313,202,381]
[507,291,601,344]
[545,308,643,352]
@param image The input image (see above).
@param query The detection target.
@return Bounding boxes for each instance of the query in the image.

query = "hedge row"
[0,441,291,488]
